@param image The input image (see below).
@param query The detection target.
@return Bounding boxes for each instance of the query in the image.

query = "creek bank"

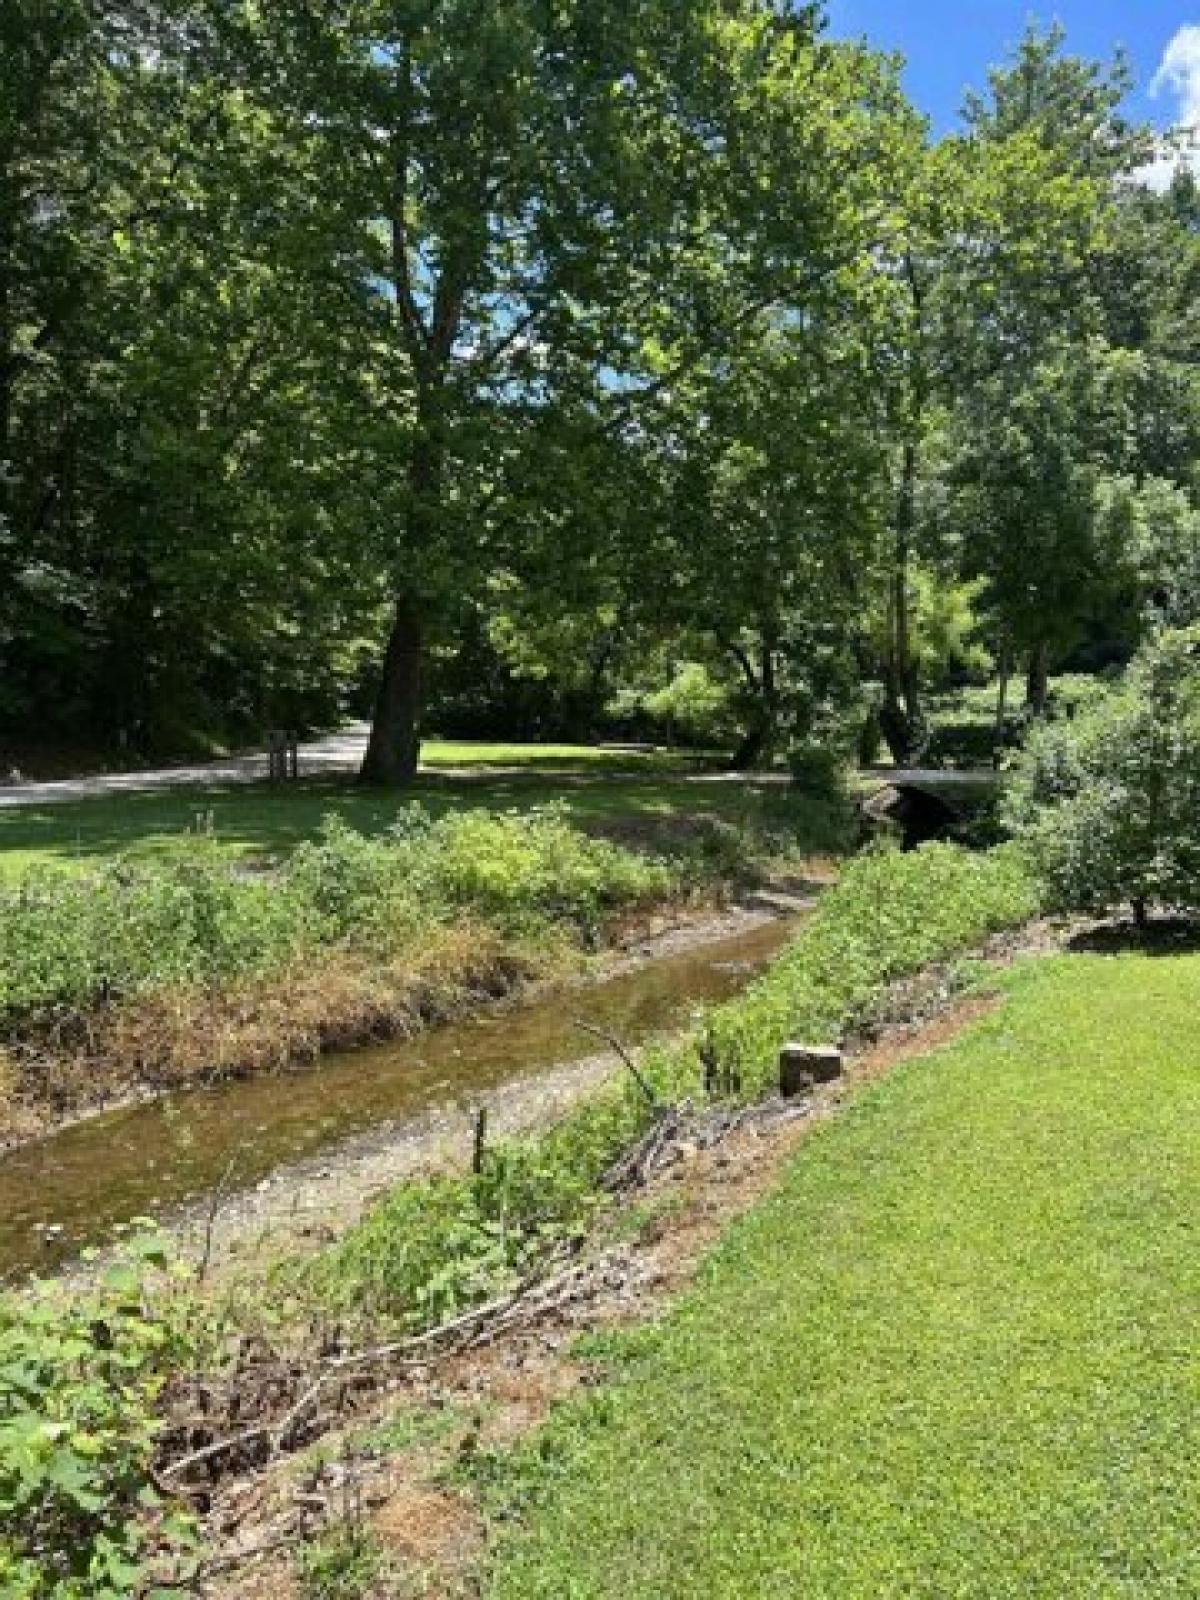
[0,875,825,1157]
[192,926,1067,1598]
[170,903,814,1276]
[3,804,839,1151]
[2,896,816,1281]
[0,844,1045,1598]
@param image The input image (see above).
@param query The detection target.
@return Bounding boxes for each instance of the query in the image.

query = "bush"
[1005,628,1200,922]
[407,807,672,935]
[0,811,679,1030]
[785,741,844,797]
[607,661,739,749]
[0,1236,192,1599]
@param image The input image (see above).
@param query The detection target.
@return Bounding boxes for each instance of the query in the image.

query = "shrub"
[0,811,680,1030]
[0,1236,192,1599]
[409,806,673,935]
[785,741,844,798]
[1005,628,1200,923]
[608,661,739,748]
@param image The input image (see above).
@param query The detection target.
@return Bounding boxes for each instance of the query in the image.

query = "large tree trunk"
[729,713,773,772]
[727,629,778,771]
[0,203,13,535]
[360,386,443,785]
[360,108,461,787]
[360,599,424,785]
[879,660,912,767]
[880,442,925,765]
[1025,641,1050,718]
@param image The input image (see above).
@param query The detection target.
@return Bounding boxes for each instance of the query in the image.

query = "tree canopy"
[2,9,1197,776]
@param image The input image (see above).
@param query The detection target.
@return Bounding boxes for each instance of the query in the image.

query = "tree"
[945,25,1158,715]
[649,307,893,767]
[216,1,913,782]
[946,339,1146,716]
[853,24,1145,760]
[0,4,382,754]
[866,133,969,762]
[1007,628,1200,924]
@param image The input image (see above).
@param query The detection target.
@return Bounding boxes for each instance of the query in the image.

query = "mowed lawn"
[487,950,1200,1599]
[0,741,798,880]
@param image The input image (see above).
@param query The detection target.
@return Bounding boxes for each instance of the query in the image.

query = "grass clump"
[310,1082,647,1332]
[296,1526,382,1600]
[0,807,675,1034]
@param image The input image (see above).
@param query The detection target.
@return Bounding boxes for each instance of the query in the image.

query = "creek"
[0,914,801,1280]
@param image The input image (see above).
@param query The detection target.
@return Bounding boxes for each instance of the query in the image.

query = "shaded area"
[0,763,801,881]
[858,773,1007,850]
[1067,918,1200,957]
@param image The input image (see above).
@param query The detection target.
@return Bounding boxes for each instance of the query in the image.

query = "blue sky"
[825,3,1199,135]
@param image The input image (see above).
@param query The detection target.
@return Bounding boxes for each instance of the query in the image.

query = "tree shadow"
[1067,918,1200,957]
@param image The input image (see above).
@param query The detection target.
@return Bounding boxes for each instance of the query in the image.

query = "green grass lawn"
[485,948,1200,1598]
[0,741,798,879]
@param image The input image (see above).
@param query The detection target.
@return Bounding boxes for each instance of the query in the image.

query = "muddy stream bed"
[0,911,803,1282]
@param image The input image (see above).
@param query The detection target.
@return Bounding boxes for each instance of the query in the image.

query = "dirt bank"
[13,894,816,1286]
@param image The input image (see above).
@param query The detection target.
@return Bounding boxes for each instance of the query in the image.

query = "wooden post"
[267,730,299,782]
[472,1105,489,1175]
[779,1043,843,1099]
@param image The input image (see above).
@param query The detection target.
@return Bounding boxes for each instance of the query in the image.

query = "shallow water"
[0,916,799,1280]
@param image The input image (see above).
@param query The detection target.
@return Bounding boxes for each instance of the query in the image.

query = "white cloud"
[1139,23,1200,191]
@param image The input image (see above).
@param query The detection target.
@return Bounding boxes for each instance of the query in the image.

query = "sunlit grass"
[485,949,1200,1598]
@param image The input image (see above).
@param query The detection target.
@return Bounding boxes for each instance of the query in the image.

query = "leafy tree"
[1006,628,1200,924]
[216,0,914,782]
[941,23,1200,739]
[1122,478,1200,627]
[857,23,1142,760]
[947,339,1147,715]
[650,303,896,767]
[0,4,382,753]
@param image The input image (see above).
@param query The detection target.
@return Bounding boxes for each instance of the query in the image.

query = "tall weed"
[0,810,678,1031]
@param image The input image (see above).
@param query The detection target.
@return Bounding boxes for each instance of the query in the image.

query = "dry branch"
[573,1018,661,1107]
[159,1093,814,1493]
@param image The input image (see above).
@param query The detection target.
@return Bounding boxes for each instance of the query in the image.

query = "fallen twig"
[160,1094,815,1492]
[161,1239,581,1484]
